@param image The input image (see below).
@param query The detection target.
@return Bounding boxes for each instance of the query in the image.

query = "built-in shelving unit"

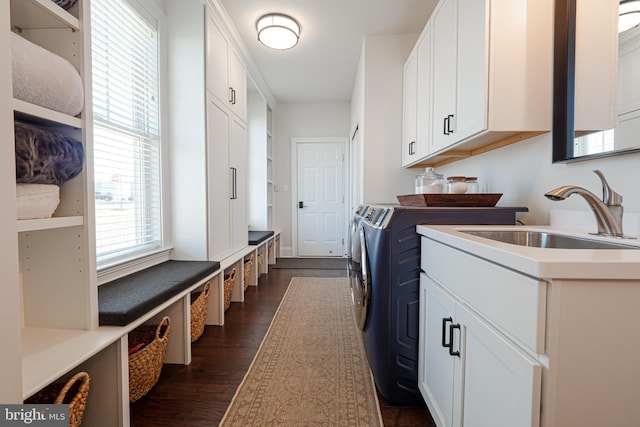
[2,0,101,410]
[248,81,274,230]
[14,99,83,128]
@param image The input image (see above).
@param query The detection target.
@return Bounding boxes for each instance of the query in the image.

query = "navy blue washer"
[358,206,525,403]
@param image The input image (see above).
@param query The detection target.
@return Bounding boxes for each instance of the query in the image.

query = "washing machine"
[347,205,368,326]
[354,205,524,403]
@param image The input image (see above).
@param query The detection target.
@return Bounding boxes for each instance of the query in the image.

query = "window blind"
[91,0,162,263]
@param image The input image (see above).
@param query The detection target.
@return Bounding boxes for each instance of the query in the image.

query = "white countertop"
[417,224,640,280]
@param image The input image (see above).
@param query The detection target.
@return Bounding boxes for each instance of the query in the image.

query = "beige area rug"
[219,277,383,426]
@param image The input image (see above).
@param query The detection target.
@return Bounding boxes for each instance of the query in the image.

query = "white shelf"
[10,0,79,31]
[17,216,84,233]
[14,99,82,129]
[21,326,123,399]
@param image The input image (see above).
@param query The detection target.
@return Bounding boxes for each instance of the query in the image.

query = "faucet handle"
[593,169,623,206]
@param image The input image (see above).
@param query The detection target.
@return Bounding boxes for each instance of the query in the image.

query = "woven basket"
[224,268,236,311]
[190,282,210,342]
[25,371,90,427]
[257,251,264,276]
[128,316,170,402]
[243,254,253,291]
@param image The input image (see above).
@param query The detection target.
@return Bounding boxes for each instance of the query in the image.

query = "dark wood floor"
[130,267,435,426]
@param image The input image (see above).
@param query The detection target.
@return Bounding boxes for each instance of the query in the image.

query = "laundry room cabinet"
[403,0,553,166]
[419,274,541,427]
[402,22,431,167]
[206,92,248,260]
[170,1,249,262]
[206,7,246,122]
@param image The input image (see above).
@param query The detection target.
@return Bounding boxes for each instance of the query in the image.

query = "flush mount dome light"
[256,13,300,50]
[619,0,640,33]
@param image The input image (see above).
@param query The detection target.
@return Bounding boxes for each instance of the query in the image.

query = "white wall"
[350,34,419,206]
[429,133,640,230]
[273,103,351,256]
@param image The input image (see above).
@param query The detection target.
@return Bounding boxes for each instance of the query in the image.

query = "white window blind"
[91,0,162,264]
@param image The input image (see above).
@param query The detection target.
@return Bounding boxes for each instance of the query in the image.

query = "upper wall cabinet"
[402,23,432,167]
[404,0,554,167]
[206,9,246,122]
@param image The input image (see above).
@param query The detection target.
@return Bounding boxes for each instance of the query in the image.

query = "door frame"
[290,136,349,257]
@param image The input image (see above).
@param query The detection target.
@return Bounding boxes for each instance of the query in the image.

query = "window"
[91,0,164,265]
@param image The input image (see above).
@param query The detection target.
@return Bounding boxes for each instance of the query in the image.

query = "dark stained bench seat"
[248,230,274,245]
[98,260,220,326]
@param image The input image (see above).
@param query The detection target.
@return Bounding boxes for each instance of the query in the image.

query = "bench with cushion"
[98,260,220,326]
[248,230,274,245]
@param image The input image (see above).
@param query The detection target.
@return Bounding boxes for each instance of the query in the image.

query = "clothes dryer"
[356,205,524,403]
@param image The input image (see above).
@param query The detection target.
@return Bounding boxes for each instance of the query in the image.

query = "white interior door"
[296,141,345,257]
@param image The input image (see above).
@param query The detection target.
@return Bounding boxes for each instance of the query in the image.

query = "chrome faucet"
[544,170,633,239]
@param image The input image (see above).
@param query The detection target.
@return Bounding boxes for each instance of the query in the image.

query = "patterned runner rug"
[219,277,383,426]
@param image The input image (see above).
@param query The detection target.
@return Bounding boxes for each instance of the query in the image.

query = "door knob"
[298,201,304,209]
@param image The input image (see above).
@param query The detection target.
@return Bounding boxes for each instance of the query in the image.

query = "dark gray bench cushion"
[248,230,274,245]
[98,260,220,326]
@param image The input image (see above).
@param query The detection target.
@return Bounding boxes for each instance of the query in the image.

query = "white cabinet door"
[420,273,541,427]
[420,274,457,427]
[431,0,457,152]
[230,116,247,252]
[457,304,541,427]
[403,24,433,167]
[454,0,487,142]
[415,23,432,160]
[205,7,246,122]
[229,49,247,121]
[431,0,487,153]
[402,49,418,166]
[207,94,231,260]
[205,9,230,106]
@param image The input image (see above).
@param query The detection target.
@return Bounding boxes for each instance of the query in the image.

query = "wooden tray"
[397,193,503,207]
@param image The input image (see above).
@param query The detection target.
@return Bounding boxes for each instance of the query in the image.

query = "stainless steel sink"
[461,230,640,250]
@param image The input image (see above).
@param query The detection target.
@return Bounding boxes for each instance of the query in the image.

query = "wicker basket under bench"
[25,371,91,427]
[128,316,171,402]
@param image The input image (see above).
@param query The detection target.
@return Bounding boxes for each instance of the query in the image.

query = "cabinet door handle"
[230,167,237,200]
[229,87,234,104]
[448,323,461,357]
[442,317,453,348]
[409,141,416,155]
[443,116,449,135]
[447,114,454,134]
[232,88,236,105]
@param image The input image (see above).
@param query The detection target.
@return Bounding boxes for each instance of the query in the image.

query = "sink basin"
[461,230,640,250]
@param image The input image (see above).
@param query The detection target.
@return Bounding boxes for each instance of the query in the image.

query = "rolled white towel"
[11,32,84,117]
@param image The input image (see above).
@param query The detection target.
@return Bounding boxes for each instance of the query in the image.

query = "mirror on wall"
[553,0,640,162]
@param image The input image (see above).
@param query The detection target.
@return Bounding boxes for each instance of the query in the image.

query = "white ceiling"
[219,0,438,104]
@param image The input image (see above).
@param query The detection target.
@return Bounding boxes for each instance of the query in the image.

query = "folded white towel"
[16,183,60,220]
[11,32,84,117]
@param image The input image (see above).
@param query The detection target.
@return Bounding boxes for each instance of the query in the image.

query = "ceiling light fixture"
[256,13,300,50]
[619,0,640,33]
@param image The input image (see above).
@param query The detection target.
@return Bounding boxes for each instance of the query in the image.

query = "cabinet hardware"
[409,141,416,155]
[298,201,304,209]
[232,88,236,105]
[448,323,461,357]
[442,317,453,348]
[447,114,454,134]
[443,116,449,135]
[230,167,237,200]
[228,86,234,104]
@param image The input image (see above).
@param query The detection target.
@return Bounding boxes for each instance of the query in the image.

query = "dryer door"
[351,226,371,330]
